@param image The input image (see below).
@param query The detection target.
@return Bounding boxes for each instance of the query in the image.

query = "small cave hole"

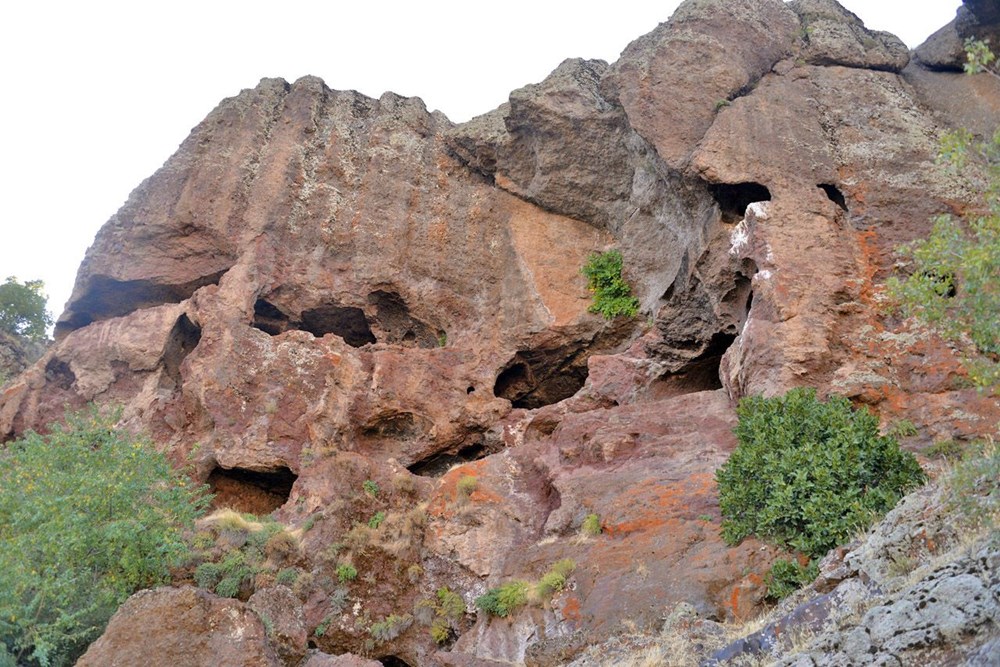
[367,290,437,348]
[651,332,738,399]
[44,358,76,391]
[207,465,297,514]
[300,305,376,347]
[466,386,475,394]
[378,658,414,667]
[492,347,590,409]
[407,442,487,477]
[252,298,291,336]
[818,183,848,212]
[162,314,201,388]
[709,182,772,224]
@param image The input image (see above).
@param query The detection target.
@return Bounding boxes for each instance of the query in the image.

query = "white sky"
[0,1,961,326]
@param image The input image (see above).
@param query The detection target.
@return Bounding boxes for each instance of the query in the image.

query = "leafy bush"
[362,479,379,497]
[581,250,640,319]
[336,563,358,583]
[436,587,465,622]
[0,277,51,341]
[0,408,209,666]
[766,558,819,600]
[475,581,529,617]
[887,41,1000,389]
[717,387,926,560]
[368,511,386,529]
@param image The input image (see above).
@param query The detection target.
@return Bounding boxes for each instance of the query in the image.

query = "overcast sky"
[0,1,961,326]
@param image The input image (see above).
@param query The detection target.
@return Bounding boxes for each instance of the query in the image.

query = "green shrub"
[369,614,412,642]
[337,563,358,583]
[368,511,386,529]
[886,419,918,439]
[436,587,465,622]
[766,558,819,600]
[0,407,209,666]
[430,617,452,644]
[475,581,529,617]
[362,479,379,497]
[581,250,640,319]
[581,513,602,536]
[275,567,300,586]
[456,475,478,498]
[943,438,999,536]
[717,388,926,560]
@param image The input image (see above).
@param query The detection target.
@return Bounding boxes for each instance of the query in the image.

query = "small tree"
[888,40,1000,389]
[0,277,52,341]
[0,408,209,666]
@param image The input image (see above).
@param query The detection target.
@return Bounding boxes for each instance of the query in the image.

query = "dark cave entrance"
[207,465,297,515]
[251,298,376,348]
[406,442,488,477]
[378,657,414,667]
[710,182,772,223]
[818,183,848,212]
[493,346,590,409]
[162,314,201,389]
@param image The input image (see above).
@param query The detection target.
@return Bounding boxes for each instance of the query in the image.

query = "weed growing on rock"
[369,614,413,643]
[765,558,819,600]
[456,475,478,498]
[582,512,603,536]
[337,563,358,583]
[362,479,379,497]
[368,511,386,529]
[885,419,918,439]
[581,250,640,319]
[475,581,529,617]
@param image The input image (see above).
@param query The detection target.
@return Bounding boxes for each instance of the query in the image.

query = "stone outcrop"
[3,0,1000,664]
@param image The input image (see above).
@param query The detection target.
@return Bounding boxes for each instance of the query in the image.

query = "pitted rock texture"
[76,587,282,667]
[4,0,1000,665]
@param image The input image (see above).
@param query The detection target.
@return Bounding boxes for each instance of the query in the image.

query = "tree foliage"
[0,408,209,666]
[888,40,1000,389]
[717,388,925,561]
[581,250,640,319]
[0,277,52,342]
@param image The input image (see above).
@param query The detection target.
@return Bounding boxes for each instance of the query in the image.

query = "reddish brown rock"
[3,1,999,665]
[76,587,281,667]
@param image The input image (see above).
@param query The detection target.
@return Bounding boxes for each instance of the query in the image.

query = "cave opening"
[367,290,438,348]
[651,331,738,399]
[207,465,297,515]
[300,305,376,347]
[407,442,488,477]
[818,183,848,212]
[378,658,414,667]
[56,269,230,338]
[252,299,290,336]
[493,347,590,410]
[162,314,201,388]
[44,358,76,391]
[709,182,772,223]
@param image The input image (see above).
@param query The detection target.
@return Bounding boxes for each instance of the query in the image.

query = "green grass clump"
[337,563,358,583]
[475,581,529,617]
[456,475,478,498]
[717,386,925,599]
[368,511,386,529]
[766,558,819,600]
[362,479,379,497]
[369,614,413,643]
[581,513,602,536]
[581,250,640,319]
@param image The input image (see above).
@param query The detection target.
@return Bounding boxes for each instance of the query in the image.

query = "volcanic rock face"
[4,0,1000,664]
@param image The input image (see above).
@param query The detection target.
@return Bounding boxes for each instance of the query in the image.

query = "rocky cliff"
[3,0,999,665]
